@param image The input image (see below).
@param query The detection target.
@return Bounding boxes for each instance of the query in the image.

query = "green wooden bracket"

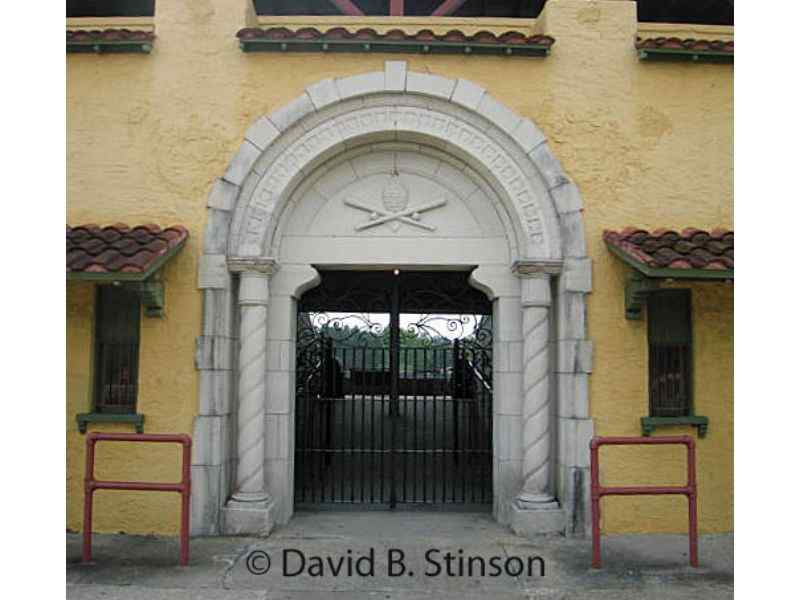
[638,48,732,64]
[625,272,660,320]
[239,38,551,57]
[76,412,145,434]
[67,41,153,54]
[123,280,165,318]
[641,415,709,438]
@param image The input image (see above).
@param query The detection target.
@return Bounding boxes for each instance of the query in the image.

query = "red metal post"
[590,439,601,569]
[687,438,698,567]
[180,439,192,567]
[590,435,699,569]
[81,432,192,567]
[82,433,97,563]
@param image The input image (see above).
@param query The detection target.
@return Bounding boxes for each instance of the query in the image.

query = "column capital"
[227,256,278,275]
[511,259,562,278]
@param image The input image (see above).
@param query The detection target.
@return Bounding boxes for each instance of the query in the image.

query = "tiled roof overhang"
[67,29,155,53]
[603,227,733,281]
[236,27,555,57]
[67,224,188,282]
[635,37,733,62]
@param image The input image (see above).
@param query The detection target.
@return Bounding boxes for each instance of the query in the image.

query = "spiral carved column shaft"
[232,270,271,502]
[516,273,554,506]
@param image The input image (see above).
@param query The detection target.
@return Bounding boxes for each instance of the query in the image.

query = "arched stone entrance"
[192,61,593,538]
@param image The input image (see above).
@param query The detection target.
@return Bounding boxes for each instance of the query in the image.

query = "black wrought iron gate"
[294,270,493,509]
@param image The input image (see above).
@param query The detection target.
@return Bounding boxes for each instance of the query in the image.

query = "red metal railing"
[590,435,698,569]
[82,432,192,566]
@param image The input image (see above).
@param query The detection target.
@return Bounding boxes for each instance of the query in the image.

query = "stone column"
[510,260,565,537]
[517,271,555,506]
[223,257,277,535]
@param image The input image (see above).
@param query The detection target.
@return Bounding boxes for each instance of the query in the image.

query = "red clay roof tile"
[67,29,155,43]
[603,227,733,273]
[635,36,733,55]
[236,26,555,49]
[67,223,188,275]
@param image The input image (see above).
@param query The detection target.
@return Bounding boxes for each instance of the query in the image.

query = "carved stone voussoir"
[227,256,279,275]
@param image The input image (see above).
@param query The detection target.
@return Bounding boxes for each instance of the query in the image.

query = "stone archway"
[192,61,593,539]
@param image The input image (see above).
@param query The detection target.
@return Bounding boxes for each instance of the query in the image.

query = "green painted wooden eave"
[67,41,153,54]
[605,242,733,281]
[239,38,550,57]
[67,238,186,282]
[637,47,732,63]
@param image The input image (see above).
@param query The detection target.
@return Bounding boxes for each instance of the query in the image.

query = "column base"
[221,498,276,536]
[510,499,566,538]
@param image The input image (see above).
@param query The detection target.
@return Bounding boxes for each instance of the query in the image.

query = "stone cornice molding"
[227,257,279,275]
[512,259,562,277]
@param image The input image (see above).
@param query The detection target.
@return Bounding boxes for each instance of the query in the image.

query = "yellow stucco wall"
[66,0,732,535]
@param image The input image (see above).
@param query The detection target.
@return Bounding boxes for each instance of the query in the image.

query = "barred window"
[647,290,692,418]
[93,286,141,414]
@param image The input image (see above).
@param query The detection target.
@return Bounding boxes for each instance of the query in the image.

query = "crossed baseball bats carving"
[344,197,447,232]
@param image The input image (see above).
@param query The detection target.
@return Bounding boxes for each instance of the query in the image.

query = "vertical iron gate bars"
[294,270,493,509]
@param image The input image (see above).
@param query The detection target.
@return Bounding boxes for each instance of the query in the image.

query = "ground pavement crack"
[221,541,260,590]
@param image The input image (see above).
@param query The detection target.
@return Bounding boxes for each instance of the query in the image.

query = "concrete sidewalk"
[67,512,733,599]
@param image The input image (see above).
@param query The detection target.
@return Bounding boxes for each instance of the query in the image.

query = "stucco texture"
[67,0,732,535]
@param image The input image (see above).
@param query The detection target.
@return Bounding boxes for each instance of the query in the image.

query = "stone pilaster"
[222,257,278,535]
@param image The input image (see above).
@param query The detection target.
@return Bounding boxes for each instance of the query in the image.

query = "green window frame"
[92,286,141,414]
[647,289,693,418]
[641,288,708,437]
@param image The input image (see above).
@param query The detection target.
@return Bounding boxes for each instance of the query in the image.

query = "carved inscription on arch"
[239,105,546,256]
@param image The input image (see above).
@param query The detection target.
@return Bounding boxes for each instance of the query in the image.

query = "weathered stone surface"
[223,140,260,186]
[306,78,340,111]
[406,71,456,99]
[451,78,486,110]
[203,208,232,254]
[559,210,588,257]
[194,335,233,371]
[510,502,567,536]
[511,120,547,154]
[530,142,571,190]
[551,182,583,214]
[476,94,521,136]
[192,415,228,466]
[557,373,590,418]
[197,369,233,416]
[221,500,275,536]
[244,116,280,151]
[189,464,221,536]
[563,257,592,293]
[384,60,407,91]
[558,417,594,469]
[206,178,239,212]
[270,93,315,132]
[335,71,385,99]
[197,254,229,290]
